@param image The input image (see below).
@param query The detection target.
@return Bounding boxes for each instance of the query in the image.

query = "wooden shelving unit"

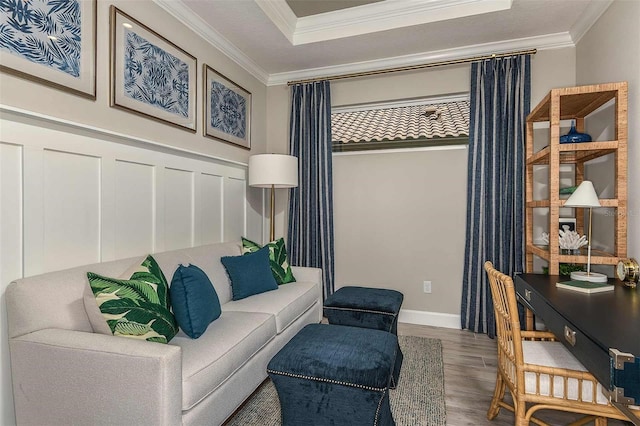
[525,82,628,275]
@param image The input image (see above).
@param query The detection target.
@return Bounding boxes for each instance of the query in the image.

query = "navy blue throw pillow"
[221,246,279,300]
[170,264,221,339]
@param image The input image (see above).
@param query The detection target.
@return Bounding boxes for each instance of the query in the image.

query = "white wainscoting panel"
[224,177,247,239]
[163,167,195,250]
[43,149,101,271]
[199,172,224,245]
[0,107,258,426]
[114,160,155,258]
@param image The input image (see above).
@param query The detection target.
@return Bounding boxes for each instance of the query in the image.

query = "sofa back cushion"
[153,242,240,304]
[6,242,242,339]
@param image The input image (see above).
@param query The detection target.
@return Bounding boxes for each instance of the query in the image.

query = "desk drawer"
[515,279,611,389]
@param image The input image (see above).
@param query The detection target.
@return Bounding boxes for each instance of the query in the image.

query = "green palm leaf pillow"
[242,237,296,285]
[87,255,178,343]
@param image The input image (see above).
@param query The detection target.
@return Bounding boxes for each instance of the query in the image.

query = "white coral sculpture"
[541,226,588,250]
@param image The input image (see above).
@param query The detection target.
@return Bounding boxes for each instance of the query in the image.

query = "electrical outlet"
[423,281,432,293]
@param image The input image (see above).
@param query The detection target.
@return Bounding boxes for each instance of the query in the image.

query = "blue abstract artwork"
[210,81,247,139]
[0,0,82,77]
[124,30,189,118]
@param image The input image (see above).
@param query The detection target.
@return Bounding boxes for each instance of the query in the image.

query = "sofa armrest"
[291,266,323,321]
[10,328,182,426]
[291,266,322,290]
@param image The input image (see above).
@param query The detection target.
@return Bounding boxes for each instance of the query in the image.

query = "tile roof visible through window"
[332,100,469,149]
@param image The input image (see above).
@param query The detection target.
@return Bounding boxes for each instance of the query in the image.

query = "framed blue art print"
[204,64,251,149]
[110,6,196,131]
[0,0,96,99]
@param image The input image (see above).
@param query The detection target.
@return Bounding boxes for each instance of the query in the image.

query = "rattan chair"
[484,261,639,426]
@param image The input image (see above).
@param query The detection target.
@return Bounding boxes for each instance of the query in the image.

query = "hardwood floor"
[397,323,629,426]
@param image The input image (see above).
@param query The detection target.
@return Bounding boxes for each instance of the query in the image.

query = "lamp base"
[570,270,608,283]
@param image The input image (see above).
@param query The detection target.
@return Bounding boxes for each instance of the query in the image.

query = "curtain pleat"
[461,55,531,337]
[287,81,335,299]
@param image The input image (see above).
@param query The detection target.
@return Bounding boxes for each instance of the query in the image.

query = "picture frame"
[203,64,251,149]
[110,6,197,132]
[0,0,96,99]
[559,218,576,232]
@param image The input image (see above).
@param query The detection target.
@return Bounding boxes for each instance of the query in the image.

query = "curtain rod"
[287,48,537,86]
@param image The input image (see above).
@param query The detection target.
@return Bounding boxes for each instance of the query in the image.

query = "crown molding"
[254,0,297,44]
[153,0,581,90]
[257,0,513,45]
[294,0,512,45]
[153,0,270,85]
[570,0,613,44]
[267,32,574,86]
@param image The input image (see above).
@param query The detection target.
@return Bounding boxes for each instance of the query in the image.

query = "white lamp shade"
[564,181,601,208]
[249,154,298,188]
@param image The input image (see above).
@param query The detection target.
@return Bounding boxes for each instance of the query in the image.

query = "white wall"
[576,0,640,259]
[267,48,576,325]
[0,1,267,424]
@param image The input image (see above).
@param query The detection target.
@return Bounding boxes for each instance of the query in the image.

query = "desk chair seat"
[484,261,639,426]
[522,340,608,405]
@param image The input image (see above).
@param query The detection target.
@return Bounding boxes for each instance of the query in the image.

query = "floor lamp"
[563,180,607,283]
[249,154,298,242]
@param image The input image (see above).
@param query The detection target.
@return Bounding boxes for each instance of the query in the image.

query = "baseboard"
[398,309,461,329]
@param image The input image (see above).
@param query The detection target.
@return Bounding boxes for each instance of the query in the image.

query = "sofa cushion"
[87,255,178,343]
[170,311,276,410]
[221,246,278,300]
[152,242,241,305]
[170,264,221,339]
[223,281,318,334]
[242,237,296,285]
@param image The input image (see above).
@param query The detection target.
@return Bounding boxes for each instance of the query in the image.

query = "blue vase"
[560,120,592,143]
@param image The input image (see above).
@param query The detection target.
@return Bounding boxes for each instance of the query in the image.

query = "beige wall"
[266,48,577,319]
[0,0,268,164]
[333,147,468,314]
[576,0,640,259]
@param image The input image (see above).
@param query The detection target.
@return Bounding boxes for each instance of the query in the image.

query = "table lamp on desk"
[563,180,607,283]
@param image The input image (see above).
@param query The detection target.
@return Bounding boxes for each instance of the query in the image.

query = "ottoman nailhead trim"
[267,369,387,393]
[374,389,388,426]
[324,306,397,316]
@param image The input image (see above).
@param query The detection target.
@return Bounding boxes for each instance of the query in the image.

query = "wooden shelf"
[527,84,621,122]
[528,245,620,265]
[527,141,618,165]
[525,82,628,275]
[526,199,619,208]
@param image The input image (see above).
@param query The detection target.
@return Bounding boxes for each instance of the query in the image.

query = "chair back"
[484,261,524,394]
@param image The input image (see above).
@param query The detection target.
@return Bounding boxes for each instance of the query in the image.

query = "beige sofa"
[6,241,323,426]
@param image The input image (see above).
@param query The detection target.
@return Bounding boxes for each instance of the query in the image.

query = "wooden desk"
[515,273,640,421]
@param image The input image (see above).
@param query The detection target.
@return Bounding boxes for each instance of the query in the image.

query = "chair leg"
[487,372,507,420]
[594,417,608,426]
[514,398,529,426]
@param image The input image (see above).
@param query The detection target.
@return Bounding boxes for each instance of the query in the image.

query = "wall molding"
[0,105,247,167]
[153,0,270,85]
[399,309,461,330]
[570,0,614,44]
[267,32,574,85]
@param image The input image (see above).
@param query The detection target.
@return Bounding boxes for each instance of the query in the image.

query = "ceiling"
[154,0,613,85]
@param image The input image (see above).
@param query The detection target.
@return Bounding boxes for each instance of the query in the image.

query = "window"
[332,95,469,152]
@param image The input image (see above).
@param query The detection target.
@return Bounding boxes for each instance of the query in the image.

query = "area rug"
[225,335,446,425]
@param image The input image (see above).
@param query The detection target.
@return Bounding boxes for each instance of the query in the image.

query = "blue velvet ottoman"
[267,323,397,426]
[323,286,404,388]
